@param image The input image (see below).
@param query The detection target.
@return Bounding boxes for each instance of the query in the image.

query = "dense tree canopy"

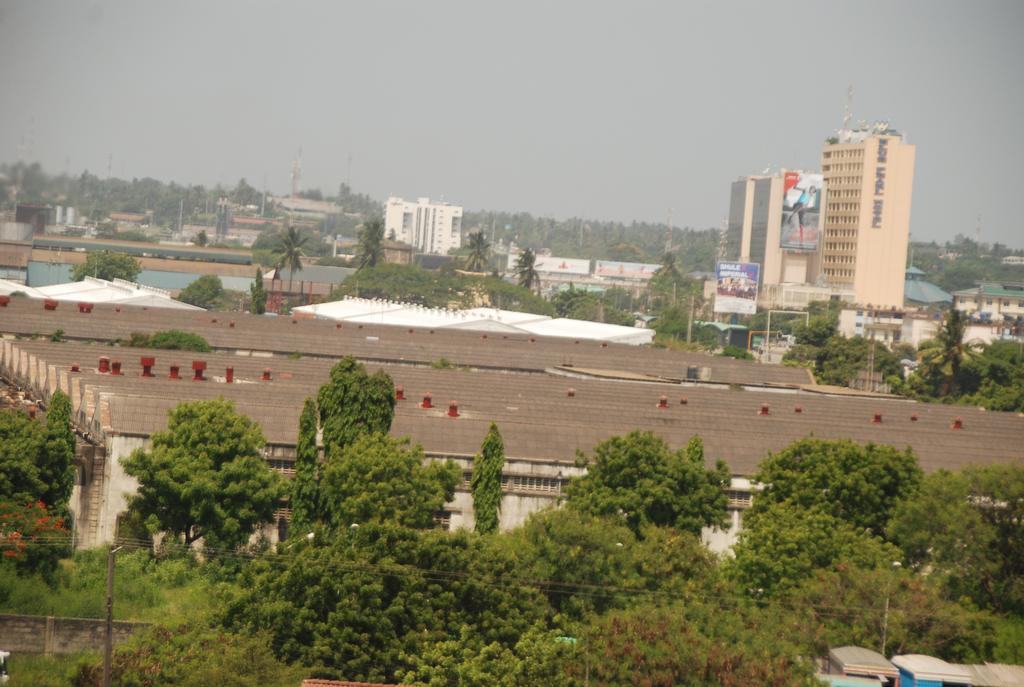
[121,399,284,549]
[176,274,225,308]
[316,356,395,456]
[289,397,320,533]
[889,464,1024,615]
[319,434,459,530]
[752,438,922,537]
[567,432,729,536]
[70,250,142,282]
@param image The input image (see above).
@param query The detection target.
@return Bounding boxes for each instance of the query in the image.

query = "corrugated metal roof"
[892,655,972,682]
[829,646,898,676]
[952,663,1024,687]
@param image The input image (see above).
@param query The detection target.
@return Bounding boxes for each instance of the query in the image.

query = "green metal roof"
[904,278,952,305]
[953,282,1024,298]
[33,237,253,265]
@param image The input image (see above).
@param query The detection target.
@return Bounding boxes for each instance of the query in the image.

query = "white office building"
[385,197,463,256]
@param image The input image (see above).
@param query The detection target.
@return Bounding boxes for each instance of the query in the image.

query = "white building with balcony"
[384,196,463,256]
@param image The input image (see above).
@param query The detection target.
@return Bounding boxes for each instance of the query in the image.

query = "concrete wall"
[0,614,147,655]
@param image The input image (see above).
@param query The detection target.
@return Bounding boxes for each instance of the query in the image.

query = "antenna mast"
[842,85,853,131]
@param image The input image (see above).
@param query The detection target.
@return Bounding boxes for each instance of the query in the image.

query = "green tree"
[751,438,922,537]
[41,391,75,516]
[194,230,208,246]
[319,434,459,530]
[121,399,284,549]
[357,219,385,270]
[176,274,224,308]
[788,564,997,662]
[576,603,818,686]
[316,356,396,456]
[70,250,142,282]
[274,226,309,292]
[657,251,682,282]
[889,464,1024,615]
[290,397,320,533]
[918,308,981,395]
[728,503,901,596]
[471,423,505,535]
[784,334,902,387]
[222,524,547,682]
[249,267,267,314]
[514,249,540,292]
[793,312,838,348]
[71,624,303,687]
[566,432,729,536]
[463,231,491,272]
[0,409,48,507]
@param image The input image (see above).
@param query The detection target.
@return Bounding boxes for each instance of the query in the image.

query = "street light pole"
[103,545,123,687]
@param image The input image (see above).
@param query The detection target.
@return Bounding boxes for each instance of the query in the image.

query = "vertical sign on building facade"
[780,171,823,250]
[872,138,888,228]
[713,261,760,315]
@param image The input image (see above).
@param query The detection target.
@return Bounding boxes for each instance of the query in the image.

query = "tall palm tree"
[918,308,979,395]
[275,227,309,293]
[464,231,491,272]
[515,249,540,293]
[357,220,385,270]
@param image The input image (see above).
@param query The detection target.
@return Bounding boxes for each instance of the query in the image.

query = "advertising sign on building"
[713,261,760,315]
[534,256,591,275]
[594,260,661,280]
[780,171,823,251]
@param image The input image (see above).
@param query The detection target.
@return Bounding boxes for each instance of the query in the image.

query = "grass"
[0,549,219,623]
[6,652,92,687]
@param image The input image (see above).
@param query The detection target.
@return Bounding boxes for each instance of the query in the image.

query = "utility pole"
[177,198,184,235]
[103,545,123,687]
[686,295,695,343]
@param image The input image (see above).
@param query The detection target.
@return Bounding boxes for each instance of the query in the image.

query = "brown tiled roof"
[0,297,810,387]
[4,336,1023,476]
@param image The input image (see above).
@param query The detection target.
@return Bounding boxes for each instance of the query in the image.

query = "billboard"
[594,260,661,280]
[780,171,823,251]
[504,254,590,275]
[713,261,760,315]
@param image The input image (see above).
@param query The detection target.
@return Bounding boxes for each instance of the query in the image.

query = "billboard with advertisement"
[713,261,760,315]
[594,260,661,280]
[780,171,823,251]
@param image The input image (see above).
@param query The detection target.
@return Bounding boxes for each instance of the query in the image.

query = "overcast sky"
[1,1,1021,246]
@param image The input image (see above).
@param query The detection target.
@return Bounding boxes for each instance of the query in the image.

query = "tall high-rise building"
[384,196,463,256]
[820,126,915,308]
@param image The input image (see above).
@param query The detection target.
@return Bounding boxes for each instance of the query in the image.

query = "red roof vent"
[574,340,580,344]
[395,385,405,401]
[115,306,121,312]
[140,357,155,377]
[0,295,9,307]
[335,323,342,329]
[408,328,414,334]
[211,318,218,324]
[481,334,488,340]
[191,360,207,381]
[261,368,272,382]
[168,365,180,380]
[679,396,688,405]
[529,337,536,343]
[951,417,963,430]
[758,403,770,416]
[110,360,122,376]
[601,342,608,348]
[567,387,576,398]
[794,405,803,413]
[78,302,93,313]
[229,321,235,328]
[43,299,58,311]
[291,318,298,324]
[70,363,80,373]
[657,395,669,409]
[421,392,433,409]
[447,401,460,418]
[225,366,234,384]
[910,413,919,422]
[98,356,110,374]
[872,412,883,424]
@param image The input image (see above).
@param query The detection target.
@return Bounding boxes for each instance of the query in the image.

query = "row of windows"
[823,149,864,160]
[823,268,855,279]
[824,255,857,265]
[824,176,865,187]
[827,202,861,213]
[824,242,857,252]
[825,215,859,226]
[829,188,861,200]
[822,163,863,174]
[826,228,859,239]
[461,472,565,494]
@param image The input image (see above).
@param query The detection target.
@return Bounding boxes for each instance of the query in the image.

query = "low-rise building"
[953,282,1024,322]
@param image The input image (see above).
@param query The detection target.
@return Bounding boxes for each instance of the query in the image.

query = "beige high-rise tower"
[820,127,915,308]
